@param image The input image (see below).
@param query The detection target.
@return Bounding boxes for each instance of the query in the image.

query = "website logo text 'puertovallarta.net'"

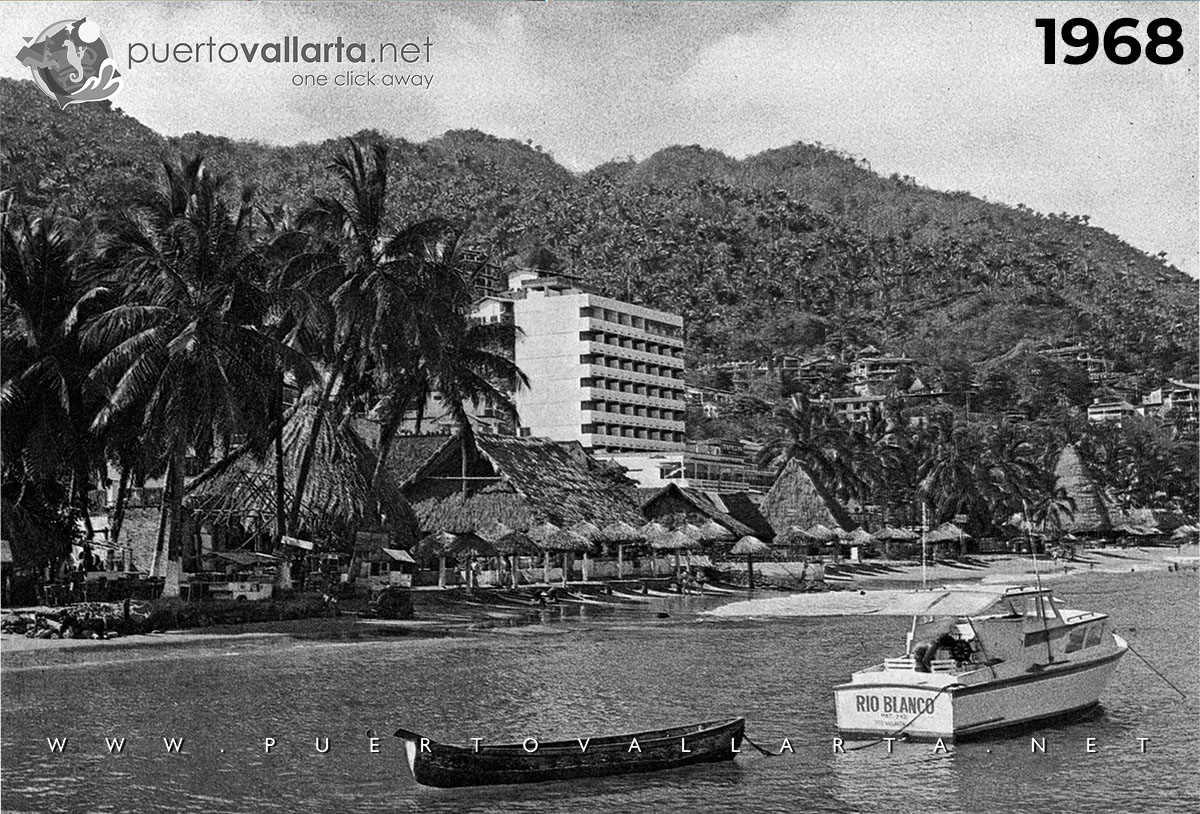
[126,36,433,68]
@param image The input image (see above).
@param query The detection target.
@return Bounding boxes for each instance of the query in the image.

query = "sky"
[2,1,1197,277]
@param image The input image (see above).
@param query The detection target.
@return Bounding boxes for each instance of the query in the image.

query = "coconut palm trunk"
[153,444,187,596]
[110,465,131,545]
[288,355,348,535]
[274,376,286,545]
[73,456,96,540]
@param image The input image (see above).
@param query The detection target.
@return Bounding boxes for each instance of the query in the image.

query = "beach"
[4,545,1195,668]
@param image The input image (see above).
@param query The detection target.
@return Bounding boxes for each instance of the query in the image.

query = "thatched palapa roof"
[1052,445,1111,534]
[640,483,773,539]
[760,459,855,536]
[184,404,419,548]
[401,434,644,536]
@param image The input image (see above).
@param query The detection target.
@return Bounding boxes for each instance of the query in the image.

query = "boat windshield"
[978,590,1060,621]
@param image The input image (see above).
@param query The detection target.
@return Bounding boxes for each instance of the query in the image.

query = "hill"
[1,77,1195,390]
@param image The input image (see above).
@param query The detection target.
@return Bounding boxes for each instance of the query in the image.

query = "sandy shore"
[4,546,1194,664]
[813,544,1197,586]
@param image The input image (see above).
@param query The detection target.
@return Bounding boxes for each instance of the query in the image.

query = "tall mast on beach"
[921,502,928,590]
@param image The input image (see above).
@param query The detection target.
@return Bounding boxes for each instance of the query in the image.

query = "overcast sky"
[3,1,1197,277]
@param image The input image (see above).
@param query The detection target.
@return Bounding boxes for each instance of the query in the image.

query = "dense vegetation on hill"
[3,77,1195,584]
[2,77,1195,389]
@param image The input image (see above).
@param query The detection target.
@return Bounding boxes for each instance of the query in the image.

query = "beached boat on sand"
[834,586,1126,740]
[394,718,745,787]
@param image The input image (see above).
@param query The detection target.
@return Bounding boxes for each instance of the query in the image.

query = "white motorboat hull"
[835,637,1126,740]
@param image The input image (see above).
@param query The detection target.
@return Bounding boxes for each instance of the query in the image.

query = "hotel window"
[581,424,596,434]
[579,307,593,318]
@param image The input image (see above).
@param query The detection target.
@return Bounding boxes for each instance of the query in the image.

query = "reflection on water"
[2,573,1197,813]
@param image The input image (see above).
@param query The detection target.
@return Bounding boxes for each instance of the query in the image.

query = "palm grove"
[2,142,523,586]
[3,139,1196,588]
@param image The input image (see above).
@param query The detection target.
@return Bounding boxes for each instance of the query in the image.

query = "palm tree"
[289,140,529,515]
[1,203,111,537]
[87,156,294,589]
[285,140,399,535]
[916,412,986,529]
[758,393,865,505]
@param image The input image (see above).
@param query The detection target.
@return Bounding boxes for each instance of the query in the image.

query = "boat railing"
[883,656,957,673]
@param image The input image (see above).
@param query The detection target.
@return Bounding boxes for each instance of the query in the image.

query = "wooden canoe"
[394,717,745,788]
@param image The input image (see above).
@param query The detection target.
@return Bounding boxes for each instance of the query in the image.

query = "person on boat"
[911,622,960,671]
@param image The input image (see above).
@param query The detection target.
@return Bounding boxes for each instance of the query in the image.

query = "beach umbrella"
[1171,525,1198,539]
[871,526,919,542]
[541,528,593,587]
[933,522,970,541]
[493,531,539,555]
[442,533,496,588]
[924,526,953,543]
[731,535,771,590]
[779,525,816,548]
[475,520,513,543]
[492,531,537,588]
[601,521,643,578]
[844,528,873,545]
[445,533,497,559]
[806,524,840,543]
[572,520,604,541]
[526,521,561,583]
[570,521,603,580]
[527,521,562,543]
[417,531,458,589]
[650,530,693,579]
[541,528,593,552]
[696,519,735,543]
[640,520,670,541]
[601,521,643,542]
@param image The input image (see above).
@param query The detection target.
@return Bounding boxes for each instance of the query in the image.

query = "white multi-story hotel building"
[483,272,686,453]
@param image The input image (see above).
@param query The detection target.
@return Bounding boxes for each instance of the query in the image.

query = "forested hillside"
[3,77,1195,386]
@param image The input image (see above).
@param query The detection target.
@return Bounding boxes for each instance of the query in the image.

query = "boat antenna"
[1024,498,1054,664]
[921,501,928,591]
[1023,499,1044,594]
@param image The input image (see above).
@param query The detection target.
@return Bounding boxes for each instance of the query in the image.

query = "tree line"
[753,392,1198,539]
[1,140,523,577]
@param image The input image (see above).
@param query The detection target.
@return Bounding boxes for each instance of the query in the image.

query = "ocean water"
[2,571,1197,814]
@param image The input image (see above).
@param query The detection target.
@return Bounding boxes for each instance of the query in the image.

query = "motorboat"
[834,585,1127,740]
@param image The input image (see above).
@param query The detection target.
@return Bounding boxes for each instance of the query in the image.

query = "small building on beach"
[398,433,646,584]
[183,403,420,580]
[399,433,644,534]
[640,483,774,541]
[1052,444,1111,535]
[759,459,855,537]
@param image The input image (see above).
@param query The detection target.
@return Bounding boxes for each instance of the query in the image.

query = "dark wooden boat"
[394,717,745,788]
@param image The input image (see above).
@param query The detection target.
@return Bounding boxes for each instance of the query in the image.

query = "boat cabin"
[892,586,1114,676]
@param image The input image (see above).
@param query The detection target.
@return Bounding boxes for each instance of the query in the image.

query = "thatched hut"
[640,483,773,542]
[760,459,855,539]
[1052,445,1111,535]
[184,404,419,556]
[400,433,644,539]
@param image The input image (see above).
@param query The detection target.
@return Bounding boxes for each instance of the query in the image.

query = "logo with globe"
[17,18,122,109]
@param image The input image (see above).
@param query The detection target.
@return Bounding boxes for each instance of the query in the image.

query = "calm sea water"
[2,571,1197,814]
